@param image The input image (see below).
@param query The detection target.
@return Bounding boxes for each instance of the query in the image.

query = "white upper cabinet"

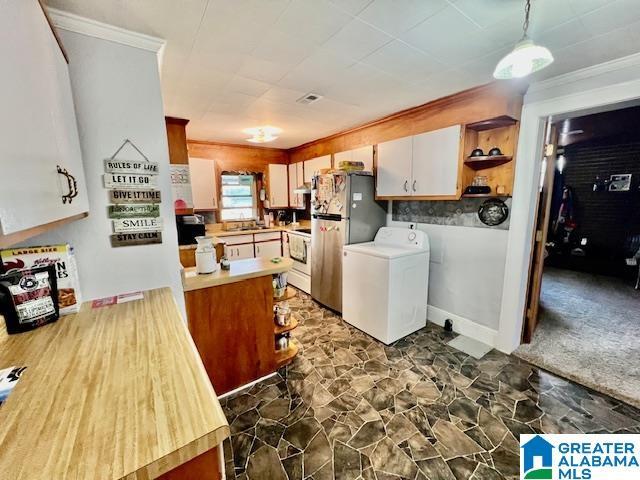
[334,145,374,173]
[375,125,462,198]
[189,157,218,210]
[288,162,304,208]
[411,125,461,196]
[303,155,331,183]
[0,0,88,236]
[376,136,413,196]
[267,164,289,208]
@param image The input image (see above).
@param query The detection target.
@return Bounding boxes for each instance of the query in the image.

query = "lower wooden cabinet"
[157,445,222,480]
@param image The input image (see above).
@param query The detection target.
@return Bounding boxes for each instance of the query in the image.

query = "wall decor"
[609,173,632,191]
[109,189,161,204]
[108,204,159,219]
[104,139,163,247]
[112,217,163,233]
[103,173,158,189]
[478,198,509,226]
[169,164,193,210]
[110,232,163,248]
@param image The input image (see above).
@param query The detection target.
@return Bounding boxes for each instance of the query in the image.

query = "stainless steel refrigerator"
[311,172,387,312]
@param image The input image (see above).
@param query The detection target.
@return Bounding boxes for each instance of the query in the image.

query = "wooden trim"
[38,0,68,63]
[188,139,287,154]
[289,82,524,156]
[376,195,461,201]
[0,212,88,248]
[166,116,190,126]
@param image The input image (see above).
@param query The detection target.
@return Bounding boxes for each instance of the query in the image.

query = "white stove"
[284,228,311,293]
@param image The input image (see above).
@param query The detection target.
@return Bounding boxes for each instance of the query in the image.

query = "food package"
[0,265,59,334]
[337,160,365,172]
[1,244,81,314]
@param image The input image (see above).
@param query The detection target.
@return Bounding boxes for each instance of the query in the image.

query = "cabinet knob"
[412,180,417,192]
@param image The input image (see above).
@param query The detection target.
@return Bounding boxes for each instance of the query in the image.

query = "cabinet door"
[255,240,281,259]
[288,163,303,208]
[268,164,289,208]
[303,155,331,183]
[333,150,352,167]
[235,243,255,259]
[376,136,412,196]
[0,0,88,235]
[295,162,305,207]
[189,157,218,210]
[352,145,374,172]
[411,125,461,196]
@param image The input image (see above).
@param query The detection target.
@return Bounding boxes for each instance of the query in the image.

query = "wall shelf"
[464,155,512,170]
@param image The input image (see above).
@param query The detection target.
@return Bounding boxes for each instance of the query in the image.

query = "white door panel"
[411,125,461,196]
[376,136,412,197]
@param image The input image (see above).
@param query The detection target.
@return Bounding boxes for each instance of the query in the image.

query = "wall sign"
[110,232,163,248]
[109,189,161,204]
[103,173,158,189]
[104,139,163,247]
[112,217,163,233]
[104,159,159,175]
[108,204,159,219]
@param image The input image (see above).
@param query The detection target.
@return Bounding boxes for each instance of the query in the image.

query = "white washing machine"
[342,227,430,344]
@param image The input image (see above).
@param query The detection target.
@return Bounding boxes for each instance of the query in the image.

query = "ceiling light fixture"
[493,0,554,79]
[243,126,282,143]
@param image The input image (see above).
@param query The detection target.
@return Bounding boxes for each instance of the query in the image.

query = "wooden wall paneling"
[288,83,523,163]
[185,276,275,395]
[166,117,190,165]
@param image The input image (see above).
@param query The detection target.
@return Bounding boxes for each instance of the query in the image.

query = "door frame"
[496,53,640,353]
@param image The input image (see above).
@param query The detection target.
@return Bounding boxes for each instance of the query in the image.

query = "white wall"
[388,207,506,346]
[28,29,185,315]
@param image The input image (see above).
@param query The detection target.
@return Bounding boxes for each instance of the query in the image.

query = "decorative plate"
[478,198,509,226]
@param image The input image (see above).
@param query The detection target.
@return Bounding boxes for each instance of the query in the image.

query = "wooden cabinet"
[267,164,288,208]
[376,136,413,196]
[411,125,461,196]
[376,125,462,199]
[255,240,281,258]
[303,155,331,183]
[189,157,218,210]
[334,146,374,172]
[288,162,304,208]
[0,0,88,243]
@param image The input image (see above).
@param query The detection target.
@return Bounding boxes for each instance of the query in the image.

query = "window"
[220,174,257,221]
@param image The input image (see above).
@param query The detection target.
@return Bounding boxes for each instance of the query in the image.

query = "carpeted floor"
[516,267,640,408]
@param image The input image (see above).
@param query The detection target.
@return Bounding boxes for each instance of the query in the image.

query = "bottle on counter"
[220,244,231,271]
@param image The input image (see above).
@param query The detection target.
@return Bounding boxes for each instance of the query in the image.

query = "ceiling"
[556,105,640,147]
[46,0,640,148]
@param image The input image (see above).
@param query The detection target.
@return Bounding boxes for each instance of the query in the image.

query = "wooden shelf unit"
[275,341,299,368]
[274,286,297,302]
[462,116,519,197]
[274,314,299,335]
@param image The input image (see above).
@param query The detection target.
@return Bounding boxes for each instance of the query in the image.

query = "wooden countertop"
[0,288,229,480]
[182,257,293,291]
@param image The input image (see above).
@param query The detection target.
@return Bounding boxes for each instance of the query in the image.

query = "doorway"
[517,105,640,407]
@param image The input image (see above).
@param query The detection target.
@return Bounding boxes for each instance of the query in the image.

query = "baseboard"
[217,372,278,400]
[427,305,498,348]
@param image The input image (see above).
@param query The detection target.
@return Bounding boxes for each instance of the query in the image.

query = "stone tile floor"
[220,291,640,480]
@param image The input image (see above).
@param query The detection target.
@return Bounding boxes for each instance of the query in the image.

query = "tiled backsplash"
[391,197,511,230]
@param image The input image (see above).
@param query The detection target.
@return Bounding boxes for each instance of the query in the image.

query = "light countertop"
[182,257,293,291]
[205,222,311,238]
[0,288,229,480]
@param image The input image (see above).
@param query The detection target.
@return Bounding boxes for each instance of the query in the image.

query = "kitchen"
[2,1,640,479]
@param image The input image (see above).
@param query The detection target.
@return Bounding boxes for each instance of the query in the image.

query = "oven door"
[286,233,311,275]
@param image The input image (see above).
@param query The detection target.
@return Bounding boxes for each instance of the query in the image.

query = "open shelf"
[274,314,299,335]
[464,155,512,170]
[275,341,299,368]
[274,286,297,302]
[461,194,512,198]
[466,115,518,132]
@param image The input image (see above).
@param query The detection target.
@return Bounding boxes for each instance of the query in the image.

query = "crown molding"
[528,52,640,95]
[46,8,165,54]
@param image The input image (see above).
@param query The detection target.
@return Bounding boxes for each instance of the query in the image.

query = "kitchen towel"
[289,235,306,263]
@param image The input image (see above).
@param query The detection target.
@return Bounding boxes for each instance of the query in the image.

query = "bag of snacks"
[0,265,59,334]
[1,244,81,315]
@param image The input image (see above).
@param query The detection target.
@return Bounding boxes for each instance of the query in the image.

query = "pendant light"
[493,0,554,79]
